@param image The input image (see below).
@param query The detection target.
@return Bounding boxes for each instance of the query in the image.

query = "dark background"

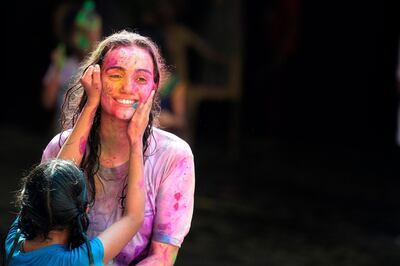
[1,1,400,265]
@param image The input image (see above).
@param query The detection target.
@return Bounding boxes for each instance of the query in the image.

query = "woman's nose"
[122,78,137,94]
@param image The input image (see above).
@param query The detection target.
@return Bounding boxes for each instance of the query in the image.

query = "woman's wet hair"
[6,159,94,265]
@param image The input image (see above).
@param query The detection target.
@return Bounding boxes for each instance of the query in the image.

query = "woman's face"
[100,45,156,120]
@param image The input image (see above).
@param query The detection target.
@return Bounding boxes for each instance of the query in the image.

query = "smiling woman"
[40,30,195,265]
[100,46,156,121]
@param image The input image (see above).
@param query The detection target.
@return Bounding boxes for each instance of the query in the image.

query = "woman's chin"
[110,110,134,121]
[117,113,134,121]
[101,107,135,121]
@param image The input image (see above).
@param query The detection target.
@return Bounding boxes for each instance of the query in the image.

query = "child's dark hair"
[5,159,94,265]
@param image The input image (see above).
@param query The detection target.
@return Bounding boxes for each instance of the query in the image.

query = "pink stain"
[173,158,187,173]
[139,178,144,189]
[157,223,170,230]
[173,202,179,211]
[79,137,86,155]
[104,56,118,66]
[174,192,182,201]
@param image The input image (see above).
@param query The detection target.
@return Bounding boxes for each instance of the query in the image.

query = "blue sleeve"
[90,238,104,266]
[70,237,104,266]
[5,217,21,257]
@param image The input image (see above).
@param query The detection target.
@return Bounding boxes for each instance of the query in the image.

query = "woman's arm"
[136,241,179,266]
[139,139,195,265]
[98,90,155,263]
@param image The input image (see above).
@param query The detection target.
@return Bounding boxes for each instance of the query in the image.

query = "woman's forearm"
[136,241,179,266]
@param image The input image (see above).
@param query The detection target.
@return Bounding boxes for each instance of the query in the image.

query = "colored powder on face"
[104,56,118,66]
[173,202,179,211]
[133,102,139,109]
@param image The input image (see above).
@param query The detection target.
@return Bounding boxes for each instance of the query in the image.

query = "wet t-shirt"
[41,128,195,265]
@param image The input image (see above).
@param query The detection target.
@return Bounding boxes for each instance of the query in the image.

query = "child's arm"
[98,90,155,263]
[57,64,101,164]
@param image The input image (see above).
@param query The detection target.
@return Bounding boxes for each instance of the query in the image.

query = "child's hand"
[80,64,102,107]
[127,90,155,146]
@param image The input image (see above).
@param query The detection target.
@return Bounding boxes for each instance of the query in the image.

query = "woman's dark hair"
[60,30,166,207]
[6,159,94,265]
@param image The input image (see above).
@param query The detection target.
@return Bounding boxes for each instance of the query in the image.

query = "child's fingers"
[135,90,155,114]
[146,90,156,103]
[92,64,101,90]
[136,91,154,119]
[143,90,155,112]
[81,65,94,88]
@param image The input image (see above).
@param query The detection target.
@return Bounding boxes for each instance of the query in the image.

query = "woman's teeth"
[116,99,135,105]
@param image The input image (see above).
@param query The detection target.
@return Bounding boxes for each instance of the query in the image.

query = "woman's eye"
[137,77,147,83]
[109,74,122,79]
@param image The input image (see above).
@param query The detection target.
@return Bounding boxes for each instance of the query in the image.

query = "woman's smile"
[114,98,138,106]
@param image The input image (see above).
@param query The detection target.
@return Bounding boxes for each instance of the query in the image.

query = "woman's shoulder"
[41,129,72,162]
[151,127,193,157]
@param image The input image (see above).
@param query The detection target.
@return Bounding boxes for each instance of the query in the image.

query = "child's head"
[17,159,89,248]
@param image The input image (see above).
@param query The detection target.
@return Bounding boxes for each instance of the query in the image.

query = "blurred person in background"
[41,0,102,135]
[138,0,225,143]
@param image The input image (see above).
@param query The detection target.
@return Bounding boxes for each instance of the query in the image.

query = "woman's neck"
[99,113,132,167]
[23,229,69,252]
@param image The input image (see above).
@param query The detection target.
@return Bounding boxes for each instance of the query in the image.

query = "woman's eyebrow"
[105,66,125,71]
[105,67,152,75]
[135,69,153,75]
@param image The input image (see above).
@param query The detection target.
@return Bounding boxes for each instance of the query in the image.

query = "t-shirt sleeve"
[69,237,104,266]
[41,131,71,162]
[5,217,20,257]
[152,140,195,247]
